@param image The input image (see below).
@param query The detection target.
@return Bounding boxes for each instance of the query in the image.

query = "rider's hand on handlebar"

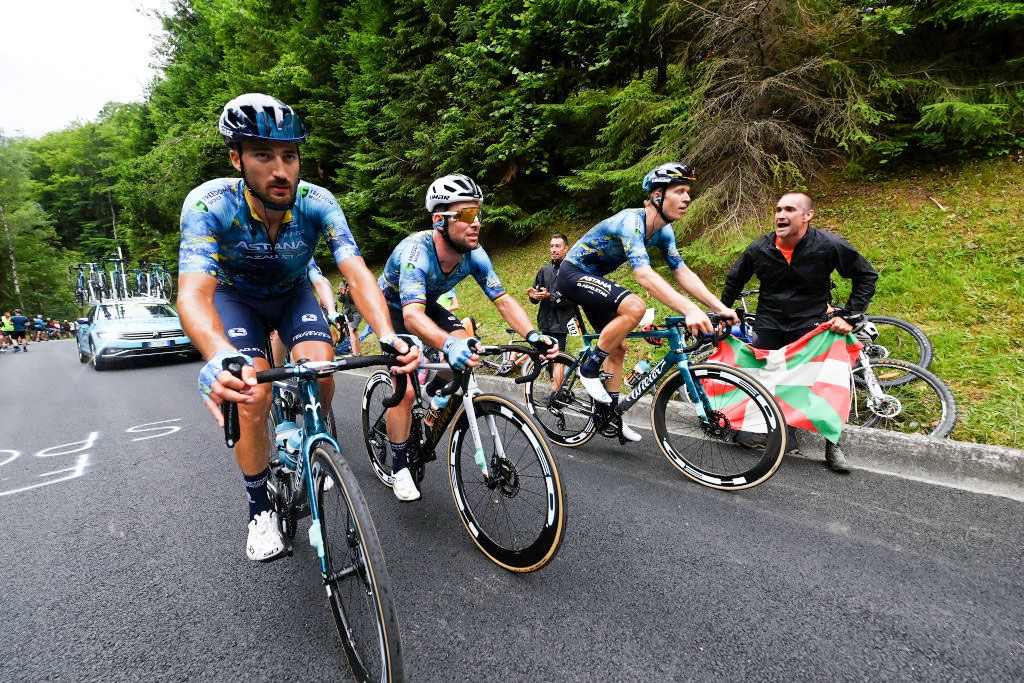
[198,350,256,426]
[442,335,479,370]
[526,330,560,360]
[684,310,715,337]
[379,333,422,374]
[716,307,740,325]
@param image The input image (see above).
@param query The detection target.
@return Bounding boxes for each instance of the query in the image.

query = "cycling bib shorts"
[554,261,631,333]
[214,282,331,359]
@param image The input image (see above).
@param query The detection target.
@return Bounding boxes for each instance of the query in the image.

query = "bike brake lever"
[222,361,243,448]
[515,348,544,385]
[382,362,407,409]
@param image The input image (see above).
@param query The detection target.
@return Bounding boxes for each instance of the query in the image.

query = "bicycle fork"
[459,386,493,478]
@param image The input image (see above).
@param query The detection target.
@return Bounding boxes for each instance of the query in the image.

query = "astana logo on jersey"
[300,186,310,198]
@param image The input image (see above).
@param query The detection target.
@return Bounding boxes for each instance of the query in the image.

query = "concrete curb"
[344,366,1024,501]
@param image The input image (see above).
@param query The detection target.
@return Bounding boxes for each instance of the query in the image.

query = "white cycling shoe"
[579,373,612,404]
[392,468,421,502]
[246,510,286,561]
[619,423,642,442]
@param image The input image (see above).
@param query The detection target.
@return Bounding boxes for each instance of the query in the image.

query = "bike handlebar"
[220,354,408,448]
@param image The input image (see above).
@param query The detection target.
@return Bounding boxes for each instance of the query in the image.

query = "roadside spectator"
[10,309,29,352]
[336,278,362,356]
[526,233,581,393]
[720,192,878,473]
[33,314,46,342]
[1,312,13,351]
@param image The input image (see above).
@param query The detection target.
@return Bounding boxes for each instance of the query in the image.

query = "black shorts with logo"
[554,261,631,333]
[214,283,332,359]
[387,300,466,338]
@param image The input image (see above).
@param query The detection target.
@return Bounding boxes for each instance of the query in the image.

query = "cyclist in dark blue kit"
[177,94,418,561]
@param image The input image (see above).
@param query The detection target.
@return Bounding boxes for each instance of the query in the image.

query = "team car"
[76,298,199,370]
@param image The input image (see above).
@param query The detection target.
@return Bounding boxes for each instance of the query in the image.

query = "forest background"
[0,0,1021,445]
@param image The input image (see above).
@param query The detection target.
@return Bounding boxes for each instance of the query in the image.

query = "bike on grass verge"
[361,343,566,573]
[222,354,407,682]
[523,314,789,491]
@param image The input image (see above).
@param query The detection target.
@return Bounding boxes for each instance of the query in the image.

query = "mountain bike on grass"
[361,343,566,573]
[524,314,788,491]
[222,354,407,682]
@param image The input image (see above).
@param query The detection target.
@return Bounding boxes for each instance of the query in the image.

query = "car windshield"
[97,304,177,321]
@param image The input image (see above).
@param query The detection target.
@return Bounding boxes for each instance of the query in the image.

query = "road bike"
[732,292,956,437]
[523,314,788,491]
[361,344,566,573]
[223,354,407,682]
[104,255,130,300]
[146,262,173,299]
[70,262,106,303]
[465,319,533,378]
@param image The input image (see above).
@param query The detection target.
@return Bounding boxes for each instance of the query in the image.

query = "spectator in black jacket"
[527,233,580,391]
[721,192,878,472]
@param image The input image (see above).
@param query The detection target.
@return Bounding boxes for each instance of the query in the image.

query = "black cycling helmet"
[642,162,696,193]
[218,93,307,148]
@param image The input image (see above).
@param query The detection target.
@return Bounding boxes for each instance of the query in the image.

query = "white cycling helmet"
[425,174,484,213]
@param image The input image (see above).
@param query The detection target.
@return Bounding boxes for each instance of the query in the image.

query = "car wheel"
[90,340,108,371]
[78,340,88,363]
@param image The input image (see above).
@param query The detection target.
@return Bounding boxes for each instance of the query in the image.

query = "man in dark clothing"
[721,192,878,473]
[527,233,580,391]
[9,309,29,352]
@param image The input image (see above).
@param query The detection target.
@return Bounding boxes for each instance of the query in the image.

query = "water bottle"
[275,420,302,455]
[423,393,450,428]
[624,359,651,388]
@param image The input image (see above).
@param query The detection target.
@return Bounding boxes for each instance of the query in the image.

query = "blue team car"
[76,298,199,370]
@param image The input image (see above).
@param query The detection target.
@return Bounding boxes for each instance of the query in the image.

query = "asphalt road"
[2,340,1021,681]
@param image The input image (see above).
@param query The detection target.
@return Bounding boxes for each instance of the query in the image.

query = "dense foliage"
[0,0,1021,315]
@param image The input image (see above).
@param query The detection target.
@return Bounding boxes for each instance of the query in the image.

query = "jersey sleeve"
[654,227,684,271]
[469,248,507,302]
[620,213,653,271]
[178,188,223,280]
[304,185,361,265]
[306,258,325,284]
[397,238,432,309]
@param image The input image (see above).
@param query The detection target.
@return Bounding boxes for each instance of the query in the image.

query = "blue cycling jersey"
[564,208,684,277]
[378,231,507,312]
[178,178,359,297]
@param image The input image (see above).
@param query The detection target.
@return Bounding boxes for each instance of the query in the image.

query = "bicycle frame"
[416,361,492,476]
[572,316,720,421]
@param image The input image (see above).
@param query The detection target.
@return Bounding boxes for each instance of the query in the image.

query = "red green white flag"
[708,324,862,444]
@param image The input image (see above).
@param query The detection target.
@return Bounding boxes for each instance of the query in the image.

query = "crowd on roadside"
[0,309,78,352]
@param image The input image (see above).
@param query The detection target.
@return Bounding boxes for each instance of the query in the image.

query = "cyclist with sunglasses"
[377,174,560,502]
[177,93,419,561]
[555,162,739,441]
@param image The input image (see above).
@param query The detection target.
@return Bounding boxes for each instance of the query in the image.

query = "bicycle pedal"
[259,545,293,563]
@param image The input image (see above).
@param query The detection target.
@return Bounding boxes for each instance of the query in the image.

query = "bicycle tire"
[864,315,934,382]
[849,358,957,438]
[448,394,565,572]
[162,272,174,300]
[522,352,597,448]
[651,364,787,490]
[310,443,404,682]
[361,370,396,488]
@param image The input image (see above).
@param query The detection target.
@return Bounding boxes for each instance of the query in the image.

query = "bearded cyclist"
[555,163,739,441]
[177,93,419,561]
[378,174,560,502]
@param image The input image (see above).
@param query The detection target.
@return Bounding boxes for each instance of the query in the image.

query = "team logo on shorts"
[227,327,247,337]
[301,313,318,322]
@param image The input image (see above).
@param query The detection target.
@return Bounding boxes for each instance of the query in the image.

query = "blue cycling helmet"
[641,162,696,193]
[218,93,307,148]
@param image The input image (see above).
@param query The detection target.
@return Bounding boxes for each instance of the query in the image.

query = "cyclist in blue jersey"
[177,93,418,561]
[378,174,560,501]
[555,162,738,440]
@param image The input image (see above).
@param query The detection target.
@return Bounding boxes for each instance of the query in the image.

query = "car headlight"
[98,331,121,340]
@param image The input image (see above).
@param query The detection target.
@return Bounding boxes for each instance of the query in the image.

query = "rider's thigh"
[291,339,333,361]
[238,357,273,423]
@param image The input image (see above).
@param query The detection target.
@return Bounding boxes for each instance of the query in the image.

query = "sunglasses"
[439,207,482,223]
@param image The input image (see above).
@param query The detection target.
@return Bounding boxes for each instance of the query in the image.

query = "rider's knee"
[620,295,646,324]
[238,384,272,421]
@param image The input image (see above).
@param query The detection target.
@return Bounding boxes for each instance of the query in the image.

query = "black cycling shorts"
[554,261,631,333]
[214,283,332,359]
[388,300,466,338]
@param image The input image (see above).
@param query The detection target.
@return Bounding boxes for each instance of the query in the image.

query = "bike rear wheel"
[522,352,597,448]
[361,370,396,488]
[310,444,403,682]
[850,358,956,438]
[651,364,787,490]
[449,394,565,572]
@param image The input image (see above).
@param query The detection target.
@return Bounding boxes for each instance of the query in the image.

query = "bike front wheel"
[361,370,396,488]
[310,444,404,682]
[651,364,787,490]
[449,394,566,572]
[850,359,957,438]
[522,352,597,448]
